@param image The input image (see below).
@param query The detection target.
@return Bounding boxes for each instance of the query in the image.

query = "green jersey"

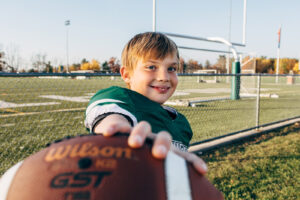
[85,86,193,151]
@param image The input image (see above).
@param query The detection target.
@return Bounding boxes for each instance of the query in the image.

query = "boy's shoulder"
[93,86,127,97]
[90,86,188,121]
[90,86,131,104]
[93,86,142,99]
[91,86,159,108]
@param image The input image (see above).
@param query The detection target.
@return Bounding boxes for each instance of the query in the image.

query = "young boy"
[85,32,207,174]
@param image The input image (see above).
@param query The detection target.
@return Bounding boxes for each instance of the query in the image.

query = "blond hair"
[121,32,179,74]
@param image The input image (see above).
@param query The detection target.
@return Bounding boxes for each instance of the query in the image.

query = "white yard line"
[40,119,53,122]
[0,107,86,118]
[0,101,60,109]
[0,123,15,127]
[39,95,91,102]
[73,116,83,119]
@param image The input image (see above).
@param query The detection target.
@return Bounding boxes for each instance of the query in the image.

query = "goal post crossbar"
[163,32,246,47]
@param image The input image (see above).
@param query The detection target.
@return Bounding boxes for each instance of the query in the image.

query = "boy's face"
[121,53,178,104]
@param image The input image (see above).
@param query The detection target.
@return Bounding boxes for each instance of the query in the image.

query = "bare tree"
[31,53,47,72]
[5,43,22,72]
[0,51,5,71]
[108,57,120,73]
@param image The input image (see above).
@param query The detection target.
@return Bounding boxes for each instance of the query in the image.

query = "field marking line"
[0,108,24,114]
[0,123,15,127]
[0,107,86,118]
[73,116,83,119]
[40,119,53,122]
[171,95,229,102]
[166,95,230,106]
[39,95,92,102]
[0,100,61,109]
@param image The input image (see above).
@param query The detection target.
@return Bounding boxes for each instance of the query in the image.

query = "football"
[0,134,223,200]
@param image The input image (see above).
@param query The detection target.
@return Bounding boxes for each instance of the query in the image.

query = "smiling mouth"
[150,86,170,93]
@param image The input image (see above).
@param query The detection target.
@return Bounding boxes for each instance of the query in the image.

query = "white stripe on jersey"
[85,104,138,131]
[86,99,125,116]
[172,140,188,152]
[165,151,192,200]
[0,161,23,200]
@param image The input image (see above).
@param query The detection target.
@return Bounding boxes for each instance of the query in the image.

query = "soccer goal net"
[193,69,219,83]
[240,56,256,97]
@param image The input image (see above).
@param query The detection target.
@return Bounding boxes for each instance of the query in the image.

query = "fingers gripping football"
[94,116,207,175]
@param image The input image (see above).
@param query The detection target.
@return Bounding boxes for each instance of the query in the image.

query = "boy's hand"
[93,114,207,175]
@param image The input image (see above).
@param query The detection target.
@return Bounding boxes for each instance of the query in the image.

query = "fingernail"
[129,135,142,146]
[155,145,167,156]
[200,162,208,172]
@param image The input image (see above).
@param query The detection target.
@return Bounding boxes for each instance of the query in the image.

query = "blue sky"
[1,0,299,69]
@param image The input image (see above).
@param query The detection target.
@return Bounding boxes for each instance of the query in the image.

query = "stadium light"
[65,20,71,73]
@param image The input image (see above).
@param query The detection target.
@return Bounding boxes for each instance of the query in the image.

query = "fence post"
[231,61,241,100]
[256,74,261,130]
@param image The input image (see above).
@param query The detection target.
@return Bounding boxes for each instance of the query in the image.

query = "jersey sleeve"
[84,87,138,133]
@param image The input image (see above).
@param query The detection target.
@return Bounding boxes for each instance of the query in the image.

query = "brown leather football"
[0,134,223,200]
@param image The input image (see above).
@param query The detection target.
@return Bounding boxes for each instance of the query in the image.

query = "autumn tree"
[80,62,90,70]
[277,58,297,74]
[79,59,100,71]
[69,63,81,71]
[108,57,120,73]
[213,55,228,73]
[255,57,275,73]
[179,57,186,73]
[184,59,202,73]
[293,62,299,74]
[90,59,100,71]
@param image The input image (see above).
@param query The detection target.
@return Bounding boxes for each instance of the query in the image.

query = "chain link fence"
[1,73,300,175]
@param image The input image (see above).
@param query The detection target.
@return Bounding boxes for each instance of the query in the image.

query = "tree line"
[179,55,299,74]
[0,51,299,74]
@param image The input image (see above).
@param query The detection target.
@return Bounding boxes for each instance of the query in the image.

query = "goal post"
[193,69,218,83]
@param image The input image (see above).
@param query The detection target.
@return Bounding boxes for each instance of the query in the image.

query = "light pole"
[153,0,156,32]
[226,0,232,83]
[65,20,70,73]
[276,26,281,83]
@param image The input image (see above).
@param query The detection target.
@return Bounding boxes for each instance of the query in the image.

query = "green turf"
[203,124,300,200]
[0,75,300,175]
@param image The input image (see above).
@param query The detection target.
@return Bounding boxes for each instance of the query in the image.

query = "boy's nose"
[157,69,169,81]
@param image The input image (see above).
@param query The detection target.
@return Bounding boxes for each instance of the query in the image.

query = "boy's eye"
[168,66,177,72]
[146,65,156,70]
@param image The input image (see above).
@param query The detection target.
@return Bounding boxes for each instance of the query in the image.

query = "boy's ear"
[120,66,131,84]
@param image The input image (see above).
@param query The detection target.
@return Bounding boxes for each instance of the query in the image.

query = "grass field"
[0,75,300,175]
[204,124,300,200]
